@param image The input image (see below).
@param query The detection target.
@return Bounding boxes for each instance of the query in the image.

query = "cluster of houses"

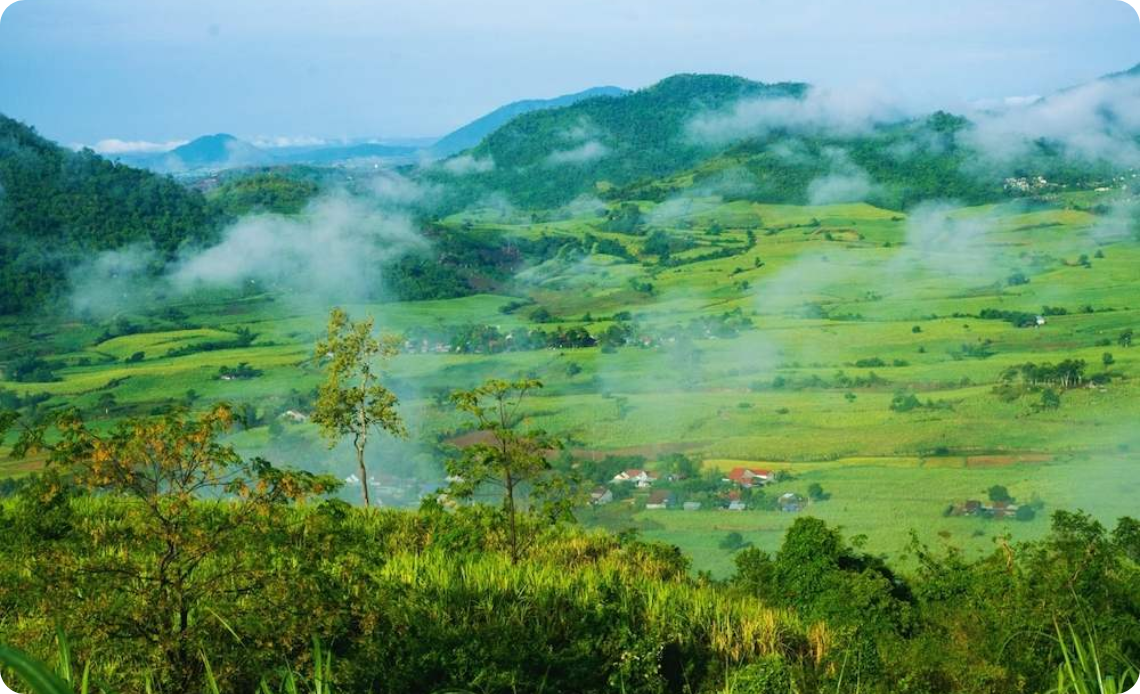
[402,339,456,355]
[343,473,431,504]
[588,465,804,512]
[947,499,1022,519]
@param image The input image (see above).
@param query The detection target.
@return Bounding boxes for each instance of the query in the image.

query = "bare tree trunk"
[358,377,371,507]
[356,435,370,507]
[505,472,518,564]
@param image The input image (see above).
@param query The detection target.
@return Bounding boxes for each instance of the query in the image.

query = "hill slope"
[430,85,629,157]
[428,74,808,207]
[427,70,1137,210]
[0,115,221,313]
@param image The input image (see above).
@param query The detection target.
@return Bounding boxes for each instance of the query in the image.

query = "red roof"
[727,467,773,483]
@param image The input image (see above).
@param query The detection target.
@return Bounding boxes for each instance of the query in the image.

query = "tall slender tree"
[312,307,406,506]
[445,378,573,563]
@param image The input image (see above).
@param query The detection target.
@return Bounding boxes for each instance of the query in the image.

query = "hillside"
[429,85,629,157]
[425,71,1140,211]
[0,115,221,314]
[427,74,806,207]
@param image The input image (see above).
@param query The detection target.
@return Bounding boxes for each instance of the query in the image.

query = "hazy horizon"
[1,0,1139,150]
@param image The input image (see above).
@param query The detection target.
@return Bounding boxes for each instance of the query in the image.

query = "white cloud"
[92,138,187,154]
[806,148,878,205]
[686,85,905,146]
[962,73,1140,167]
[545,140,609,165]
[169,194,428,301]
[441,153,495,175]
[249,135,329,148]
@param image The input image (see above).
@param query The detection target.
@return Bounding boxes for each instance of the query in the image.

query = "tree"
[1038,388,1061,411]
[95,392,117,414]
[987,485,1013,503]
[11,405,338,691]
[445,378,567,563]
[807,482,830,502]
[719,531,752,552]
[1103,352,1115,368]
[312,308,407,507]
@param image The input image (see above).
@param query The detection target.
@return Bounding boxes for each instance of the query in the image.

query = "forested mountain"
[0,115,221,313]
[429,74,807,207]
[425,71,1136,210]
[610,112,1008,209]
[429,85,629,157]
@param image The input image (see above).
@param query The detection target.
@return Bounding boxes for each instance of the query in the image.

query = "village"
[588,464,811,513]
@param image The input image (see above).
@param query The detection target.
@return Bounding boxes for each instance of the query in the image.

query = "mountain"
[0,115,221,314]
[115,134,276,173]
[428,74,807,207]
[427,70,1133,210]
[429,86,629,157]
[166,134,273,170]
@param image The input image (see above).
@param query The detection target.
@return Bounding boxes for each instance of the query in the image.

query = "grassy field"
[3,193,1138,574]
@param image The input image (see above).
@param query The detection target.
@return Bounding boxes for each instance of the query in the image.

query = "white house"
[589,486,614,505]
[612,469,659,488]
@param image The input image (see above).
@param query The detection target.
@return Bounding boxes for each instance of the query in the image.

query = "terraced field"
[3,194,1138,574]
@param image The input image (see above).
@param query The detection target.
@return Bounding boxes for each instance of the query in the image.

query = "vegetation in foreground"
[0,402,1137,694]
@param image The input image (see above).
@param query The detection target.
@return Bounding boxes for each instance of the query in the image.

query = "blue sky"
[0,0,1137,147]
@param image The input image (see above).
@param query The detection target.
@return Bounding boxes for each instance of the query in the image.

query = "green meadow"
[3,194,1138,574]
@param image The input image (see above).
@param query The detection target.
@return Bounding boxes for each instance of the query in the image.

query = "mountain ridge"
[430,85,629,157]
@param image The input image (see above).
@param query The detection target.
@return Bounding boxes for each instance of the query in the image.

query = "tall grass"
[1050,621,1138,694]
[0,636,337,694]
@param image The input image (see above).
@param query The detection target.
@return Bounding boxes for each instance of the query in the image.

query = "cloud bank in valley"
[169,194,427,301]
[68,181,435,318]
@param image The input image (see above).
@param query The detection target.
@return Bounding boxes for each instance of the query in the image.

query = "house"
[645,490,676,510]
[778,493,805,513]
[279,409,309,423]
[724,467,774,488]
[589,486,614,505]
[612,469,659,487]
[682,501,702,511]
[982,500,1020,519]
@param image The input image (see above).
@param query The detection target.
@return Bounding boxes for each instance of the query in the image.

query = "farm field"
[3,195,1138,574]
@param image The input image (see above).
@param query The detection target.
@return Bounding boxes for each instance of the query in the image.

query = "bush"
[724,657,794,694]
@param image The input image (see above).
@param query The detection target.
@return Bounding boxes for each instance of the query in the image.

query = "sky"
[0,0,1138,149]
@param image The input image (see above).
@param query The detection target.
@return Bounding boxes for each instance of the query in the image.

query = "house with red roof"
[723,467,773,488]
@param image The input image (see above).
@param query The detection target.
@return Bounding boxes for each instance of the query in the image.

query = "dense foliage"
[208,170,322,216]
[426,74,807,208]
[0,406,1136,694]
[0,115,222,314]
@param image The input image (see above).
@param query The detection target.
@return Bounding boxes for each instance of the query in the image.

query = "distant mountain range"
[113,134,421,173]
[108,85,630,174]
